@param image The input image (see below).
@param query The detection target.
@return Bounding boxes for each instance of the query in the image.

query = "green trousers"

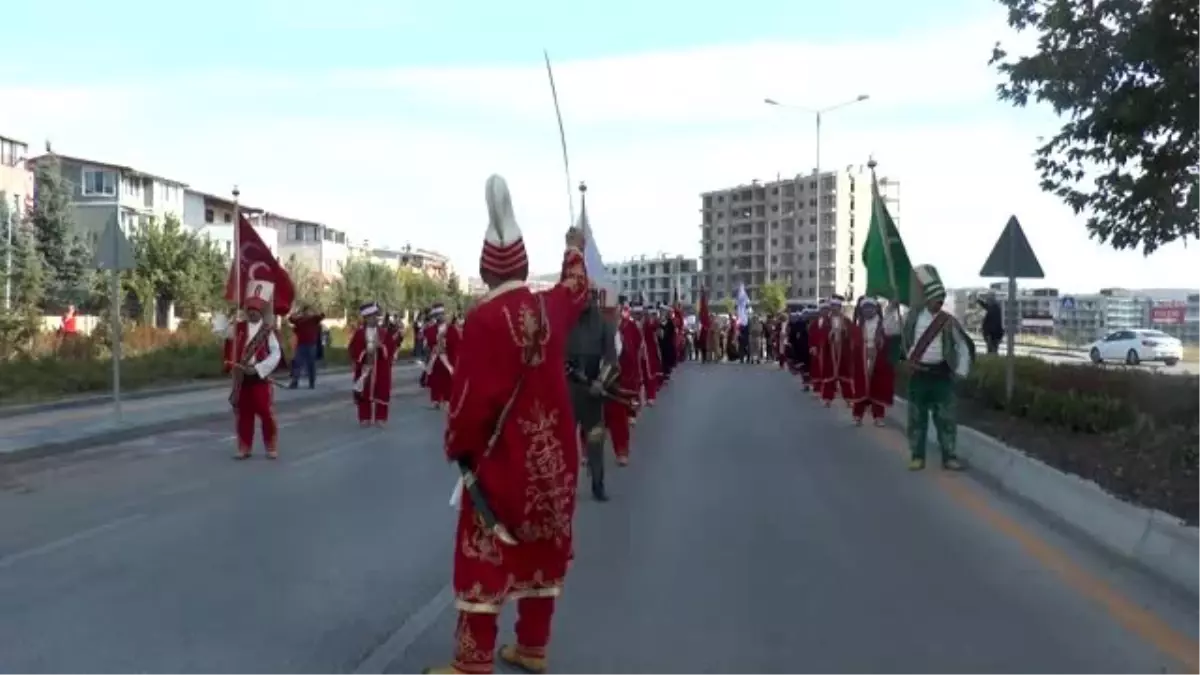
[906,369,958,460]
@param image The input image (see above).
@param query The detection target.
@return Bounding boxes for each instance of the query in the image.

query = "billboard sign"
[1150,305,1187,325]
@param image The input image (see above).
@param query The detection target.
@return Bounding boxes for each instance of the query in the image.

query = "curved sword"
[543,49,575,228]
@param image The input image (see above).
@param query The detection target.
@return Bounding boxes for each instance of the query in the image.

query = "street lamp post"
[764,94,869,300]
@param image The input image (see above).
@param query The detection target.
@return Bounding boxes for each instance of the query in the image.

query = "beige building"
[700,164,896,303]
[0,135,32,222]
[605,254,700,307]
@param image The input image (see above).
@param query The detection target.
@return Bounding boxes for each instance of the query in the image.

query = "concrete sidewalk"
[0,363,423,462]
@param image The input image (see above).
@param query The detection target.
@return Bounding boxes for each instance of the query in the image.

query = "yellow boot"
[498,644,548,674]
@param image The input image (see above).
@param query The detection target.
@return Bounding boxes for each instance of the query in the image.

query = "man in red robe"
[638,302,667,401]
[422,304,456,409]
[818,295,853,407]
[848,297,902,426]
[222,280,285,460]
[423,174,590,675]
[349,301,397,427]
[808,301,830,398]
[608,297,643,465]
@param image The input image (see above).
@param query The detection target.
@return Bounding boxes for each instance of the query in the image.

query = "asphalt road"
[0,365,1195,673]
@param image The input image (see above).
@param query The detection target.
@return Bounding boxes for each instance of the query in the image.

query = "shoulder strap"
[908,311,950,362]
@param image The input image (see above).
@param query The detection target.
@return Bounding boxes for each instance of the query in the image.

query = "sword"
[455,460,518,546]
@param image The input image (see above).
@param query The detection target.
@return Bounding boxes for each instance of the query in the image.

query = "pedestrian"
[808,301,831,397]
[639,304,662,404]
[349,302,396,427]
[979,291,1004,354]
[287,303,324,389]
[787,310,812,389]
[901,265,976,471]
[223,280,284,460]
[423,174,590,675]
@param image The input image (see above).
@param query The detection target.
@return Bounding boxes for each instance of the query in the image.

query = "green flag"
[861,166,912,304]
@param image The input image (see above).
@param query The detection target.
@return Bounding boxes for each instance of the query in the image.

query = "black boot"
[591,477,609,502]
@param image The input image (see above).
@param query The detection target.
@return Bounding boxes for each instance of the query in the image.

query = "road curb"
[0,382,425,466]
[887,397,1199,599]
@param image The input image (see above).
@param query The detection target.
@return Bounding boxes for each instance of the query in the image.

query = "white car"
[1088,329,1184,367]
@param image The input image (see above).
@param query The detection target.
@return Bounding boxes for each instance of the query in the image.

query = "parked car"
[1087,329,1183,366]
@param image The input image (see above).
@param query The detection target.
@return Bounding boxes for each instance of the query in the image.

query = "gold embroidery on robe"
[455,570,565,613]
[515,401,573,546]
[453,612,494,670]
[461,511,504,566]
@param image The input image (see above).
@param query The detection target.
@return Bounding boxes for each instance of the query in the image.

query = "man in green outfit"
[900,264,976,471]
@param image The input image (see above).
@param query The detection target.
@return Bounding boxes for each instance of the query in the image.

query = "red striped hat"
[479,174,529,284]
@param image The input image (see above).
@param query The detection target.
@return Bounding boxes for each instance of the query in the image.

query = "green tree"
[759,281,787,315]
[331,258,402,318]
[398,267,446,314]
[989,0,1198,253]
[96,214,226,324]
[284,254,331,312]
[27,153,82,307]
[0,215,48,357]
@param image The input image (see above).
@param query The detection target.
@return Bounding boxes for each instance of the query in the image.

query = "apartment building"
[699,164,880,304]
[1150,294,1199,343]
[358,244,457,286]
[25,152,187,243]
[0,135,32,225]
[274,218,349,280]
[605,254,700,307]
[181,189,279,259]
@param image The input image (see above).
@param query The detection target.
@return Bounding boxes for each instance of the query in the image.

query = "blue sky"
[1,0,1195,290]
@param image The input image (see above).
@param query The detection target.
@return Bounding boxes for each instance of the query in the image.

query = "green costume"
[901,265,976,470]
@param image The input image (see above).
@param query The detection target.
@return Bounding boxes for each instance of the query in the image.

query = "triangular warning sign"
[94,212,136,271]
[979,215,1045,279]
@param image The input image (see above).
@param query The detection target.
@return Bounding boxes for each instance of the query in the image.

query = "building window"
[223,211,232,224]
[204,208,214,223]
[81,169,117,197]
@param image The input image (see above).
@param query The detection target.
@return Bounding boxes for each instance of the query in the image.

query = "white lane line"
[0,513,147,569]
[353,585,454,674]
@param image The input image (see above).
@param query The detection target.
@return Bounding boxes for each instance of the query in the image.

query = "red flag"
[224,214,295,315]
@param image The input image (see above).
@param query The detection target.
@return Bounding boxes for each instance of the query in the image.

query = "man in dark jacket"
[978,292,1004,354]
[567,291,619,502]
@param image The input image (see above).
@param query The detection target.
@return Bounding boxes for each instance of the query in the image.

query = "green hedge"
[897,355,1199,433]
[0,343,352,405]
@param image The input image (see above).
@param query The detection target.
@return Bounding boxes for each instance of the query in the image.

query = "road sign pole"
[1005,274,1016,404]
[111,207,122,422]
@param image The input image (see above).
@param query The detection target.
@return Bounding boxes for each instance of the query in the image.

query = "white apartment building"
[26,152,187,243]
[605,254,700,307]
[0,135,32,225]
[275,218,349,280]
[181,189,279,260]
[354,243,459,288]
[700,164,890,303]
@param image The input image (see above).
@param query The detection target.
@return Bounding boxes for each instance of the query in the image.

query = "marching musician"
[421,304,457,410]
[818,295,854,407]
[349,302,397,428]
[223,280,284,460]
[609,295,644,465]
[423,174,590,675]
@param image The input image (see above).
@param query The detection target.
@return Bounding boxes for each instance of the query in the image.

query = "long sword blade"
[543,49,576,227]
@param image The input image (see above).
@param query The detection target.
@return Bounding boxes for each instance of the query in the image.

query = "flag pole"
[868,158,908,352]
[232,185,241,316]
